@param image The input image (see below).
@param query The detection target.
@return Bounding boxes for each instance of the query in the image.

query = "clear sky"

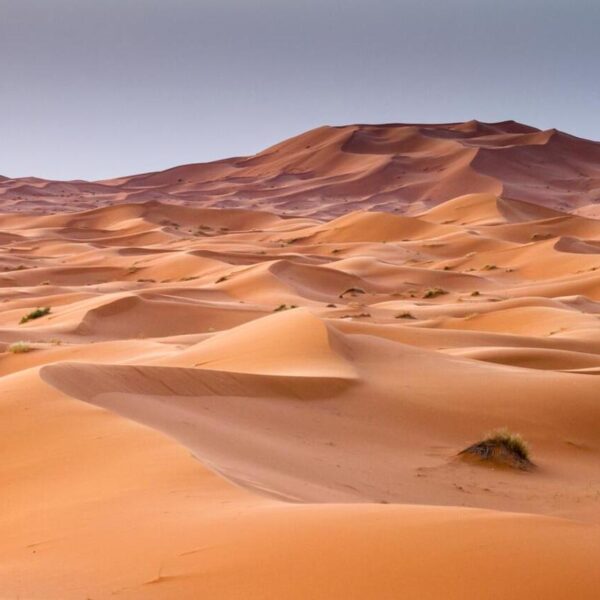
[1,0,599,180]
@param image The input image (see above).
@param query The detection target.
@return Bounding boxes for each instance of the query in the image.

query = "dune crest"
[1,120,599,218]
[2,124,600,598]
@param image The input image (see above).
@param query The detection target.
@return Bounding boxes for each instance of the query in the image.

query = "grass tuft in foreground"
[459,427,532,470]
[20,307,51,324]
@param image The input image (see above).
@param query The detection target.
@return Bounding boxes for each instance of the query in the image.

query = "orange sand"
[1,122,600,598]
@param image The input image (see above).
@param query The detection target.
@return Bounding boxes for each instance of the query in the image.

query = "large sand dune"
[2,120,600,218]
[2,122,600,598]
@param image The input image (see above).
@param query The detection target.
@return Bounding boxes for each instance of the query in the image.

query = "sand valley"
[1,121,600,599]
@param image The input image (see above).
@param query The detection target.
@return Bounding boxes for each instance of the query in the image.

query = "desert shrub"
[20,307,51,324]
[274,304,298,312]
[423,287,447,299]
[395,312,415,319]
[459,428,532,470]
[339,287,365,298]
[482,428,530,460]
[8,341,31,354]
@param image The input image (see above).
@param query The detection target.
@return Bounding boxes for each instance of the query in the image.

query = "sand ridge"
[1,124,600,598]
[2,120,599,218]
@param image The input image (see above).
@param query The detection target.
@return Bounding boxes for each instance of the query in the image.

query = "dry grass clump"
[395,312,415,319]
[483,428,529,460]
[20,307,51,324]
[7,341,32,354]
[274,304,298,312]
[423,287,447,299]
[459,428,532,470]
[339,287,366,298]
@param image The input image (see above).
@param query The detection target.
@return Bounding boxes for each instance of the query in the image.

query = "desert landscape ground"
[1,121,600,598]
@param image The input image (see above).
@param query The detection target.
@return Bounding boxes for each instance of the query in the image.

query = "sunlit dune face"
[2,122,600,598]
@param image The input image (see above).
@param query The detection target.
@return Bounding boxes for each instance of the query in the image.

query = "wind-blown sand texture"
[2,122,600,599]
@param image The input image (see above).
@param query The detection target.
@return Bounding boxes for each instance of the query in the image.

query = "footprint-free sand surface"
[2,122,600,598]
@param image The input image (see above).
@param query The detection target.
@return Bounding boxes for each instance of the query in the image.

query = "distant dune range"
[2,120,600,218]
[1,122,600,598]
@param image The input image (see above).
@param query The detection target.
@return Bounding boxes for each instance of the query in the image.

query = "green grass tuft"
[20,307,51,324]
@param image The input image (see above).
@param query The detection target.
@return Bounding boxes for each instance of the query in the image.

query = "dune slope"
[2,126,600,598]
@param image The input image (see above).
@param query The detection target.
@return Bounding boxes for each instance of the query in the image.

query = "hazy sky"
[1,0,599,180]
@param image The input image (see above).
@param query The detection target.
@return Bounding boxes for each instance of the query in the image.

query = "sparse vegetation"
[482,264,498,271]
[8,341,31,354]
[531,232,553,241]
[395,312,416,319]
[423,287,447,299]
[339,287,366,298]
[483,428,530,460]
[20,307,51,324]
[459,428,532,470]
[471,290,481,297]
[215,275,229,284]
[274,304,298,312]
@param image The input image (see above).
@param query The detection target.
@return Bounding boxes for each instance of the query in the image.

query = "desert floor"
[2,122,600,599]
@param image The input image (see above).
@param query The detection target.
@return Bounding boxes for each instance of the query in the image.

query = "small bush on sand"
[459,428,532,470]
[339,287,365,298]
[274,304,298,312]
[423,287,447,299]
[395,312,415,319]
[8,341,31,354]
[20,307,51,324]
[482,428,530,460]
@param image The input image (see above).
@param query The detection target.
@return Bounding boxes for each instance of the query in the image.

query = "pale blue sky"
[1,0,598,180]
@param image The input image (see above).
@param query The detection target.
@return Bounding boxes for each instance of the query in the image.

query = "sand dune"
[1,120,599,217]
[2,121,600,597]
